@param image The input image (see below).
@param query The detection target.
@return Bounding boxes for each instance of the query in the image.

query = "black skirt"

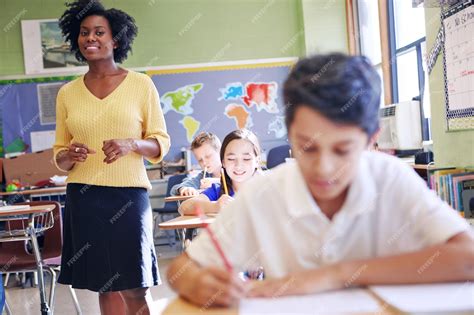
[58,184,160,292]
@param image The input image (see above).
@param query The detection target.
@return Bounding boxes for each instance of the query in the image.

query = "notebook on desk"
[239,288,380,314]
[370,282,474,314]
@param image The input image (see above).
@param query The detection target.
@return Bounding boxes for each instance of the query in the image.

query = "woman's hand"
[102,138,137,164]
[216,195,234,211]
[56,142,96,171]
[67,142,96,163]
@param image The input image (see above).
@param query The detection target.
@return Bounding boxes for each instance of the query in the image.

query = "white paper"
[370,282,474,313]
[239,289,380,314]
[30,130,55,152]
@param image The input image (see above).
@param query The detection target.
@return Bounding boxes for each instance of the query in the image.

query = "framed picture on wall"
[21,19,88,75]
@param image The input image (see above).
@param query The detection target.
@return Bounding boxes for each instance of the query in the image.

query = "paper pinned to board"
[30,130,55,153]
[239,288,380,314]
[370,282,474,313]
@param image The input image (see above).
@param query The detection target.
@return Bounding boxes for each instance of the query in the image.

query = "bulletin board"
[0,58,295,159]
[0,76,74,155]
[442,0,474,130]
[148,59,295,159]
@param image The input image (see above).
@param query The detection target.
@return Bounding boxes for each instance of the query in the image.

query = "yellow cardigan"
[53,71,170,189]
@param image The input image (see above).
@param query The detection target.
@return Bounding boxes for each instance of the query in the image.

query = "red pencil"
[195,206,233,272]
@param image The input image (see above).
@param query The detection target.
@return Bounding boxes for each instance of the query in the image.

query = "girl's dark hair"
[59,0,138,63]
[219,129,261,197]
[284,53,381,136]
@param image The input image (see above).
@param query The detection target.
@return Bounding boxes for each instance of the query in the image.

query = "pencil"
[195,205,233,272]
[203,166,207,178]
[221,168,229,195]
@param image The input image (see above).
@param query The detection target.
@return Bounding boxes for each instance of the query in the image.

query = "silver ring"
[75,147,80,153]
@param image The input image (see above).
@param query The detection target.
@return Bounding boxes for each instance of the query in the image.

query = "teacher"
[54,1,170,314]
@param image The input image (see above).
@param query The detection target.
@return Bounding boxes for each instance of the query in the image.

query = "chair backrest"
[154,173,188,213]
[266,144,291,169]
[2,201,62,260]
[166,173,188,198]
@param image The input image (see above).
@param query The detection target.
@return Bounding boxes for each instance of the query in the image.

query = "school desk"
[158,214,216,249]
[0,186,66,197]
[164,195,194,203]
[0,204,55,315]
[158,214,216,230]
[161,284,474,315]
[161,289,399,315]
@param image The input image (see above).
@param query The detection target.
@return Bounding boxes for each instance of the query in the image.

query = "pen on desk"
[195,205,233,272]
[221,168,229,195]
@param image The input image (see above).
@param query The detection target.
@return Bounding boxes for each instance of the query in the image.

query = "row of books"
[428,168,474,217]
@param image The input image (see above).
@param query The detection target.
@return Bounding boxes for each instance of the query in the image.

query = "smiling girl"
[179,129,262,215]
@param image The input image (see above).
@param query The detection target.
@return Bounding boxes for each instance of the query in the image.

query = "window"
[389,0,430,120]
[358,0,382,65]
[393,0,426,49]
[357,0,384,106]
[355,0,431,138]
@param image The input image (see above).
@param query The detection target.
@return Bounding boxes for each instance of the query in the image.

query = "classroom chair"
[0,201,81,314]
[266,144,291,169]
[152,173,187,247]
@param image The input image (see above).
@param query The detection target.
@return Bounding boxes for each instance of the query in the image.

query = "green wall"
[301,0,348,55]
[0,0,307,76]
[424,7,474,168]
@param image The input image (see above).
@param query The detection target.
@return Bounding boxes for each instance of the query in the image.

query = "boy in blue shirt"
[167,54,473,306]
[170,132,222,196]
[178,129,262,215]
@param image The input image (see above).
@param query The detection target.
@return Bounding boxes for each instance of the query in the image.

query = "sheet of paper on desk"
[239,288,380,314]
[370,282,474,313]
[0,205,31,213]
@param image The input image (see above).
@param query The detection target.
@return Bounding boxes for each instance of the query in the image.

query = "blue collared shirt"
[201,183,234,201]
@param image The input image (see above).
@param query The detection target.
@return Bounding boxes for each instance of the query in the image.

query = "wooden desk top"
[161,294,398,315]
[0,186,66,197]
[163,298,234,314]
[158,215,216,230]
[0,204,55,216]
[164,195,195,203]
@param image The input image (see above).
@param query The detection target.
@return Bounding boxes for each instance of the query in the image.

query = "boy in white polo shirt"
[167,54,474,307]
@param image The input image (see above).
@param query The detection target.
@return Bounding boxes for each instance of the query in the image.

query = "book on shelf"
[427,168,474,218]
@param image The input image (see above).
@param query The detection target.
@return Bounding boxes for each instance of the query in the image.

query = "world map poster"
[148,59,295,160]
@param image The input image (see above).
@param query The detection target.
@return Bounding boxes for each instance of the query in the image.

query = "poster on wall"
[21,19,88,75]
[442,1,474,131]
[147,58,296,160]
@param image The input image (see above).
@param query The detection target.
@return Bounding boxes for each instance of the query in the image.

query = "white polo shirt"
[186,151,469,278]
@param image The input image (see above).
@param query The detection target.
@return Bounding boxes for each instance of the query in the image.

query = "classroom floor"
[2,243,181,315]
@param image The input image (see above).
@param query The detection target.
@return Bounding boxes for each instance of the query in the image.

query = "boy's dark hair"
[284,53,381,136]
[59,0,138,63]
[219,129,261,197]
[190,132,221,152]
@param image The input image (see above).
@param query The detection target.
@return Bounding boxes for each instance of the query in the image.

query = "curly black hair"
[284,53,381,137]
[59,0,138,63]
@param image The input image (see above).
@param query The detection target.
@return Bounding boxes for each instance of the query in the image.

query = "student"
[166,54,474,307]
[170,132,222,196]
[178,129,261,215]
[55,1,170,314]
